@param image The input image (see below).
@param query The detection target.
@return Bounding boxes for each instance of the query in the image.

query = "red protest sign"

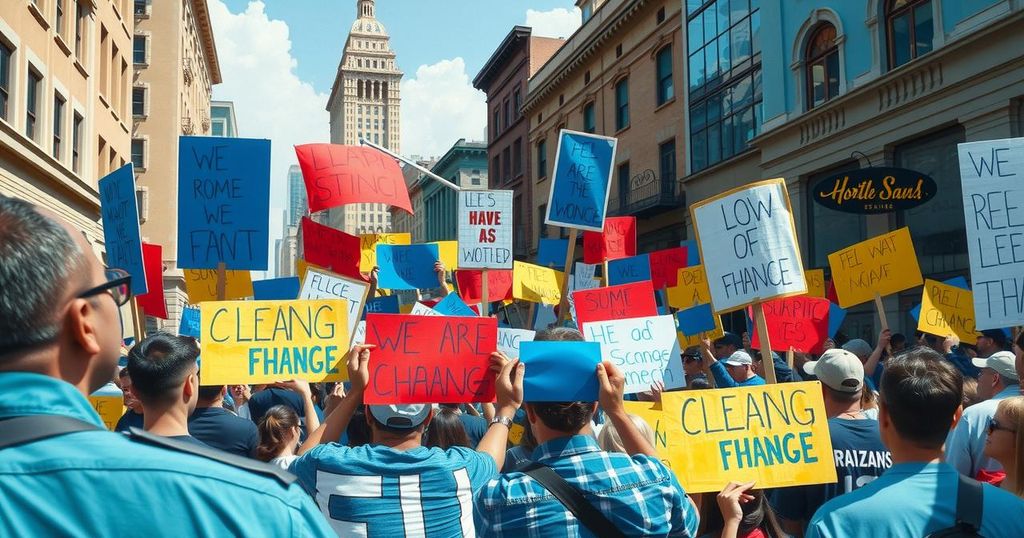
[573,281,658,326]
[295,144,413,214]
[364,314,498,404]
[649,247,689,289]
[301,217,362,280]
[136,243,167,319]
[749,296,831,354]
[582,216,636,264]
[455,269,513,303]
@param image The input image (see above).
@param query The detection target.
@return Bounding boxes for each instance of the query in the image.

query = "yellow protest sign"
[430,241,459,270]
[667,265,712,309]
[360,233,411,272]
[89,395,125,430]
[512,261,565,305]
[661,382,836,493]
[184,269,253,303]
[622,401,683,479]
[828,227,923,308]
[918,279,982,342]
[805,269,826,298]
[676,313,725,348]
[199,299,350,385]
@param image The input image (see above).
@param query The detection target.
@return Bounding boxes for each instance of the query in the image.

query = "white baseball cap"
[972,351,1018,381]
[723,350,753,366]
[804,348,864,393]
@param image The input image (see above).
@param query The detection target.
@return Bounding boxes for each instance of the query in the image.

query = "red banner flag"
[455,269,514,303]
[573,280,658,326]
[136,243,167,319]
[295,144,413,214]
[364,314,498,404]
[649,247,689,289]
[301,217,362,280]
[749,296,831,354]
[582,216,636,264]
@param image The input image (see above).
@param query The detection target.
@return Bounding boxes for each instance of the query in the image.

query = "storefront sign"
[812,167,936,214]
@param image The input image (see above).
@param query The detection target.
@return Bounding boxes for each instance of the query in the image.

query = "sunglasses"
[683,355,700,363]
[78,268,133,307]
[988,419,1016,435]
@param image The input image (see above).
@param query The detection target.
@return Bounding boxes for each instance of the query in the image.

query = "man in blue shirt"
[189,384,260,457]
[806,348,1024,537]
[946,351,1020,479]
[0,196,333,536]
[114,367,144,432]
[702,343,766,388]
[126,332,207,447]
[290,345,524,537]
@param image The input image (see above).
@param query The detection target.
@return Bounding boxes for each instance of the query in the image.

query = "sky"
[206,1,582,276]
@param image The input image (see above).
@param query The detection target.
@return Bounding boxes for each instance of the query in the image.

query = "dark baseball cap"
[980,329,1009,348]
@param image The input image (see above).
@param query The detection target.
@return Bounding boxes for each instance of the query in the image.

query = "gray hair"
[535,326,584,342]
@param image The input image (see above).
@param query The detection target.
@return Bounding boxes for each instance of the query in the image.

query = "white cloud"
[525,6,582,39]
[400,58,486,159]
[207,0,329,276]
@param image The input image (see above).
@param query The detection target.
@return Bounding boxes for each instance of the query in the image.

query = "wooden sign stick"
[752,301,778,384]
[216,262,227,301]
[786,347,795,370]
[873,291,893,354]
[130,299,146,341]
[556,228,578,324]
[602,260,609,287]
[481,268,490,317]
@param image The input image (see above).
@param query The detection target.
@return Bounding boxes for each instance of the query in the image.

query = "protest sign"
[649,247,690,289]
[677,303,717,336]
[828,227,923,308]
[533,303,557,331]
[184,269,253,303]
[455,269,514,303]
[537,238,569,267]
[520,341,601,401]
[828,303,846,339]
[376,244,441,290]
[918,279,982,342]
[98,163,147,295]
[252,277,300,301]
[805,269,826,298]
[199,299,349,385]
[359,233,411,272]
[573,281,658,326]
[363,314,497,404]
[582,315,685,394]
[352,320,367,346]
[677,313,725,349]
[88,393,125,431]
[957,138,1024,329]
[606,255,651,286]
[749,296,831,354]
[680,239,701,266]
[497,328,535,358]
[545,130,618,231]
[179,306,201,339]
[512,261,565,305]
[661,383,836,493]
[410,302,443,316]
[910,276,970,321]
[622,401,682,476]
[363,295,400,319]
[430,240,459,270]
[667,265,713,309]
[135,243,167,319]
[302,217,362,279]
[583,216,636,263]
[690,179,806,313]
[433,294,478,317]
[575,262,597,285]
[178,137,270,270]
[567,270,601,324]
[458,190,513,269]
[299,268,369,341]
[295,143,412,214]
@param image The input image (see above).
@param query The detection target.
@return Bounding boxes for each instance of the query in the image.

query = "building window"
[72,112,82,173]
[0,41,11,121]
[492,155,500,181]
[132,87,146,116]
[503,99,510,129]
[617,161,630,207]
[657,7,666,24]
[656,46,674,105]
[131,138,145,169]
[493,107,500,136]
[26,68,42,142]
[133,35,147,64]
[887,0,933,69]
[53,94,65,160]
[513,138,522,176]
[659,139,676,182]
[134,0,148,16]
[537,139,547,179]
[583,102,596,133]
[502,146,511,182]
[74,1,85,58]
[615,78,629,131]
[513,88,521,119]
[55,0,65,38]
[805,23,839,109]
[538,204,548,238]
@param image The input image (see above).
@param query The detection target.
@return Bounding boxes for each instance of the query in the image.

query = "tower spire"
[358,0,375,19]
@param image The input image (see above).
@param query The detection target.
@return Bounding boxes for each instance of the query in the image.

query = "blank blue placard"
[252,277,300,300]
[537,238,570,267]
[520,341,601,402]
[677,303,716,336]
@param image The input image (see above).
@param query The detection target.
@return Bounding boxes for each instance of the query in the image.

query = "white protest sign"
[690,179,807,313]
[582,314,685,395]
[574,262,597,285]
[497,328,536,358]
[410,302,443,316]
[533,303,557,331]
[299,268,368,339]
[568,274,600,324]
[458,190,513,269]
[958,138,1024,329]
[352,320,367,347]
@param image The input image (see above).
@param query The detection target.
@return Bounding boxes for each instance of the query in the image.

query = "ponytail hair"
[256,405,300,462]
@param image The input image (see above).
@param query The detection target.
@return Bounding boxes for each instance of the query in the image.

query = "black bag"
[518,461,626,538]
[925,474,984,537]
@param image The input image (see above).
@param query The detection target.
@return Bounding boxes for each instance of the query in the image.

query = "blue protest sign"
[252,277,300,301]
[177,136,271,270]
[520,341,601,402]
[828,303,847,338]
[537,238,569,268]
[680,240,701,266]
[99,164,147,295]
[606,255,651,286]
[677,303,717,335]
[179,307,201,339]
[376,244,440,290]
[363,295,400,320]
[433,294,478,317]
[545,130,617,232]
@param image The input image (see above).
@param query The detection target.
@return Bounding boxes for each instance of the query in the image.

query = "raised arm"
[864,329,891,376]
[598,361,657,457]
[298,345,373,454]
[475,352,524,469]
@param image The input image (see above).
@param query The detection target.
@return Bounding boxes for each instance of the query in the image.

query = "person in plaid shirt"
[473,327,700,537]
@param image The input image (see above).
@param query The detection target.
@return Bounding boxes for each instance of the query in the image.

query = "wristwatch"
[489,415,513,429]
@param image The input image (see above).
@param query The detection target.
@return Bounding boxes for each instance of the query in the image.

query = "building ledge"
[54,34,72,58]
[27,3,49,30]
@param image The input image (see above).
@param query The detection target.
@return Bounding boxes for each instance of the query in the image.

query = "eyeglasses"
[683,355,700,363]
[77,268,133,307]
[988,419,1016,435]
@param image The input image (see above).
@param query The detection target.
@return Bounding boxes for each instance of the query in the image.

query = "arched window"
[886,0,933,69]
[805,23,839,109]
[357,80,363,99]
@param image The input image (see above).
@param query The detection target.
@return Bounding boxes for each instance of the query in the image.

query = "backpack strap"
[126,427,297,487]
[519,461,626,538]
[955,473,984,532]
[0,415,101,449]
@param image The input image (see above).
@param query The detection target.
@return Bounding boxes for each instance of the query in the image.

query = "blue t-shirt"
[771,417,891,524]
[188,406,259,458]
[114,409,144,433]
[458,413,488,447]
[247,388,325,425]
[291,443,498,537]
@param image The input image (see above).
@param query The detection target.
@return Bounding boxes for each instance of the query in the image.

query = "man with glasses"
[681,346,708,388]
[946,351,1020,481]
[0,196,334,536]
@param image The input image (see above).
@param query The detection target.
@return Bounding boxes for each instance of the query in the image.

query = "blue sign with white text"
[179,307,201,339]
[99,164,148,295]
[545,130,617,231]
